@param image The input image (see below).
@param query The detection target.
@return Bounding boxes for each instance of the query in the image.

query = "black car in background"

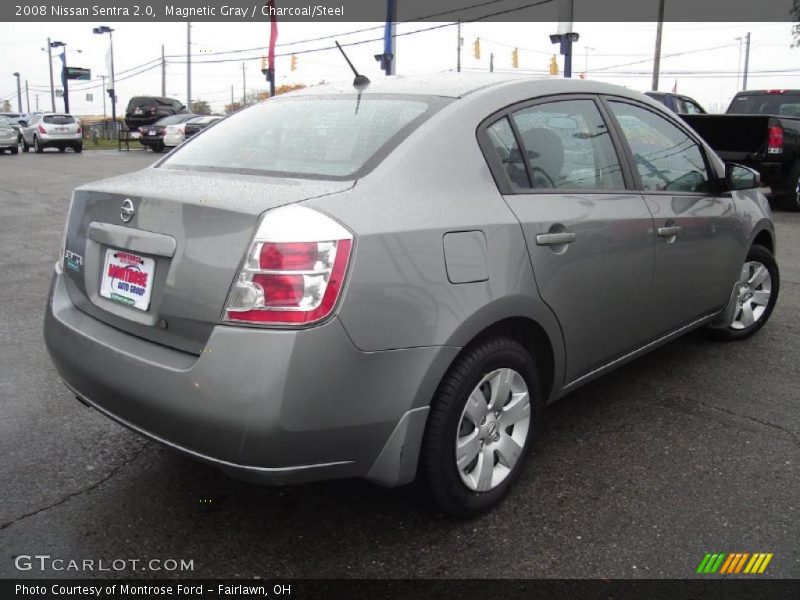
[682,90,800,211]
[138,114,196,152]
[125,96,188,131]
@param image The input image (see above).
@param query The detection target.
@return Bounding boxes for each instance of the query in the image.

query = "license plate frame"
[99,248,156,311]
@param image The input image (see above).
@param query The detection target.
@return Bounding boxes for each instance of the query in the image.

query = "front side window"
[510,99,625,190]
[682,99,704,115]
[608,101,710,193]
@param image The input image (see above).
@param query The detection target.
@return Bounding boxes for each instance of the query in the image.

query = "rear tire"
[74,144,83,154]
[711,244,779,341]
[0,149,4,154]
[419,336,542,518]
[22,139,30,153]
[10,146,17,155]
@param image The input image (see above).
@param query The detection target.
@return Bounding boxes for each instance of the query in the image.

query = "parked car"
[183,115,224,139]
[125,96,188,132]
[681,89,800,211]
[0,116,19,154]
[163,115,223,148]
[138,114,196,152]
[0,112,25,142]
[45,75,779,517]
[645,91,706,115]
[21,112,82,153]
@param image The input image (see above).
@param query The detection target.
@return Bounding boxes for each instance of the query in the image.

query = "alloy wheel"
[731,261,772,330]
[455,368,531,491]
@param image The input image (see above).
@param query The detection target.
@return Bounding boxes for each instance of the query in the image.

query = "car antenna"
[335,41,371,91]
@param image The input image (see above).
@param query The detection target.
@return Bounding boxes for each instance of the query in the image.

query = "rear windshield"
[161,94,444,179]
[727,93,800,116]
[43,115,75,125]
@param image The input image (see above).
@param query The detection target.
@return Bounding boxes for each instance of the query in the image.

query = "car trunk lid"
[62,167,354,354]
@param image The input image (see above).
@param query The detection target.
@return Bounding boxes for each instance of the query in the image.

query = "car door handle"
[657,226,682,237]
[536,232,576,246]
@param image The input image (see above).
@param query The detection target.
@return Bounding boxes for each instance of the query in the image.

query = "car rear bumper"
[39,133,82,146]
[163,132,184,147]
[44,269,456,486]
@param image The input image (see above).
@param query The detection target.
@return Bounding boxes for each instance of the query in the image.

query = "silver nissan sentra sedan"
[45,74,778,517]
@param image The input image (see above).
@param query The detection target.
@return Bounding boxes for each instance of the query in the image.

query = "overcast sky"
[0,19,797,116]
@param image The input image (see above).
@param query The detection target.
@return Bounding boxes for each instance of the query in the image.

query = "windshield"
[155,115,191,126]
[727,93,800,116]
[161,94,443,179]
[0,117,13,128]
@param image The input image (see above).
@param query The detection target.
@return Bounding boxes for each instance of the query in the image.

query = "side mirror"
[726,163,759,191]
[18,119,27,127]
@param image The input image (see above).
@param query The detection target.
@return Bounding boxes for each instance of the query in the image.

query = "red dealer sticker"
[99,249,156,311]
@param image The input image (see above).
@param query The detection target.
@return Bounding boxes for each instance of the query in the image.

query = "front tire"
[34,136,43,154]
[10,145,18,155]
[712,244,779,340]
[419,336,542,518]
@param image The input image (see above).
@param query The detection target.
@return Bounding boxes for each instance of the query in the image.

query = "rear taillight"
[76,126,82,134]
[768,125,783,154]
[224,205,353,326]
[38,124,47,134]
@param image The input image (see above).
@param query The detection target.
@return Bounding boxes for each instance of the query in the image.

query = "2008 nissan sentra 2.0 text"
[44,74,779,517]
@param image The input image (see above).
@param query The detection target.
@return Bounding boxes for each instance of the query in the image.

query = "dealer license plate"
[99,249,155,311]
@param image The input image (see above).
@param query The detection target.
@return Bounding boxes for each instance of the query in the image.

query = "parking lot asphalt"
[0,150,798,579]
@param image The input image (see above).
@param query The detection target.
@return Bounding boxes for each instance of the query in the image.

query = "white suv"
[21,113,83,154]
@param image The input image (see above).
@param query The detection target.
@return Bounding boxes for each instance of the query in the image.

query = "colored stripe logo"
[696,552,773,574]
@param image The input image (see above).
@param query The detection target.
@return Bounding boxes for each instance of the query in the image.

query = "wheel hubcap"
[455,368,531,492]
[731,261,771,330]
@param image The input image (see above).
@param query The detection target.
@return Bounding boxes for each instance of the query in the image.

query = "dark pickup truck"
[682,89,800,210]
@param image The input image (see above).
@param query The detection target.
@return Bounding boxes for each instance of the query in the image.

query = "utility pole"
[242,62,246,105]
[35,94,39,111]
[489,52,494,72]
[456,20,462,73]
[62,47,70,113]
[742,32,751,91]
[230,85,234,106]
[652,0,665,91]
[25,80,30,113]
[47,37,55,111]
[101,75,107,121]
[187,22,192,110]
[161,44,166,96]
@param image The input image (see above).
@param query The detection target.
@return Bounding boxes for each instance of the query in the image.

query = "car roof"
[287,73,648,102]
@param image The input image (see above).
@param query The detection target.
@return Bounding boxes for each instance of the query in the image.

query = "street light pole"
[742,32,751,91]
[12,72,22,112]
[25,80,30,113]
[652,0,665,91]
[47,37,55,111]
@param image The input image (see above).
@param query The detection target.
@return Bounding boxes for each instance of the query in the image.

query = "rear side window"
[682,99,704,114]
[510,99,625,190]
[43,115,75,125]
[608,101,710,193]
[163,95,442,179]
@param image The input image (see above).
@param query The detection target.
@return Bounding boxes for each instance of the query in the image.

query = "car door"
[22,115,39,144]
[604,98,740,338]
[479,95,656,385]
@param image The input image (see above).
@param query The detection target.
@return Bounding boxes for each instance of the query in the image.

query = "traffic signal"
[511,48,519,68]
[290,54,297,71]
[549,55,559,75]
[473,38,481,60]
[107,88,115,99]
